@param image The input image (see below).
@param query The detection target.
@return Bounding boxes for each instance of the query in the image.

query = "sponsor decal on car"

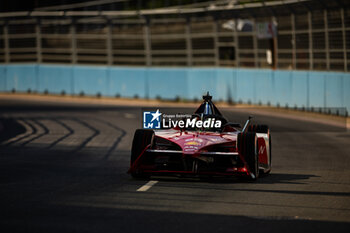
[184,141,201,146]
[259,145,265,154]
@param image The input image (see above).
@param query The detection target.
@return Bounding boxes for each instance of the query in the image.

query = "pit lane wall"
[0,64,349,115]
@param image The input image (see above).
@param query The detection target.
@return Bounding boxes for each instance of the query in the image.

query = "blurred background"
[1,3,350,232]
[1,0,350,69]
[0,0,349,114]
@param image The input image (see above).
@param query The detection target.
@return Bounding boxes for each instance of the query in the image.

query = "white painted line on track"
[137,180,158,192]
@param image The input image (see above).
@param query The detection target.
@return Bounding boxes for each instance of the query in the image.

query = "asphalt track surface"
[0,98,350,233]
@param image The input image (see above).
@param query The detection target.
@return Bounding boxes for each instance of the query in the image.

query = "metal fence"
[0,8,349,71]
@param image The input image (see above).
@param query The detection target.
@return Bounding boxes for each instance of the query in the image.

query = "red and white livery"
[128,93,271,181]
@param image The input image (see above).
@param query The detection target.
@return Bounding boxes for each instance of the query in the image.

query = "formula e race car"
[128,93,271,181]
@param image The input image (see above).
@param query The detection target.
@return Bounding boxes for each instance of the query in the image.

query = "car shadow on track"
[142,173,319,185]
[134,174,350,199]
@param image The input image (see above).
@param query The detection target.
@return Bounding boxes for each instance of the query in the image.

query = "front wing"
[129,147,257,178]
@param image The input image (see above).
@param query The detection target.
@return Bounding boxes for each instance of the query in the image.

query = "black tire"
[130,129,154,178]
[248,124,269,134]
[237,132,259,180]
[264,134,272,174]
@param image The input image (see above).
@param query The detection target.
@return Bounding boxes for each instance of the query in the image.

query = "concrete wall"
[0,64,349,114]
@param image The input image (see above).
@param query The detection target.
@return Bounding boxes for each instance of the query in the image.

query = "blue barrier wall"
[109,67,147,98]
[38,65,73,94]
[5,64,38,92]
[0,64,349,114]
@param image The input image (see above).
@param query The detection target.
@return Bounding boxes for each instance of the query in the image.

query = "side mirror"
[242,115,254,133]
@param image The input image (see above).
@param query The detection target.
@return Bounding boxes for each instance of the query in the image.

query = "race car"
[128,93,271,181]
